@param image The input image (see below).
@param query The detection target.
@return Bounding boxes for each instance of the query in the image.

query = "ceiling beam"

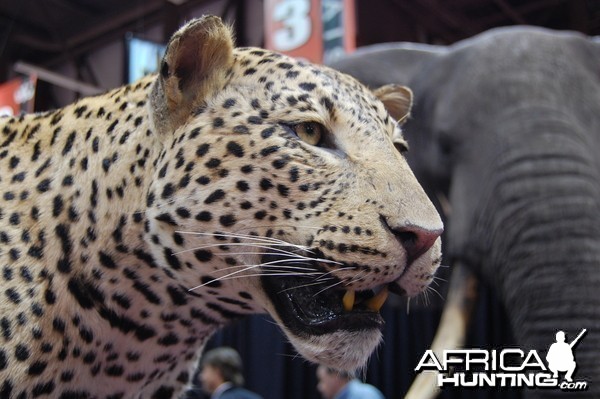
[478,0,567,27]
[414,0,481,37]
[493,0,528,24]
[12,0,166,53]
[390,0,461,43]
[14,61,104,95]
[40,0,212,67]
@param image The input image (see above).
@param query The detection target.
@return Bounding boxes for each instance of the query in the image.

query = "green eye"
[291,122,324,145]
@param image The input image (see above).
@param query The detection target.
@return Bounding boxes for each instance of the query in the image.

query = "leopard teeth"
[342,290,355,311]
[365,286,389,312]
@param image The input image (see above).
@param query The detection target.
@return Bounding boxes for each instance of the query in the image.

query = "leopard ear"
[150,15,235,134]
[373,84,413,125]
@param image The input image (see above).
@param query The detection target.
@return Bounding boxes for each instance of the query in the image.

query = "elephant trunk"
[466,122,600,395]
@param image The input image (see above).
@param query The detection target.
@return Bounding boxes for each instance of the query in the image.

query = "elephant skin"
[331,26,600,398]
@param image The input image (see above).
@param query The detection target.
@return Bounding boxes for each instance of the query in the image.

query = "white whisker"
[278,279,333,294]
[313,266,357,281]
[175,230,312,251]
[313,280,346,297]
[346,271,367,286]
[173,242,308,257]
[212,256,315,268]
[189,264,263,290]
[257,258,321,268]
[188,257,325,291]
[424,290,431,306]
[432,275,448,283]
[173,241,345,268]
[211,251,311,258]
[213,250,313,259]
[188,271,323,291]
[215,263,318,273]
[220,224,323,234]
[426,285,444,301]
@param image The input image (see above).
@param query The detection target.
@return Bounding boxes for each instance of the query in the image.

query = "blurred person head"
[200,347,245,393]
[316,365,354,399]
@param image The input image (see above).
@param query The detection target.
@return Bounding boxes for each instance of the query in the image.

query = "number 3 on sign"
[273,0,312,51]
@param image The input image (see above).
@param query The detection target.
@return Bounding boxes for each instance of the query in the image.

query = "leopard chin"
[286,328,383,372]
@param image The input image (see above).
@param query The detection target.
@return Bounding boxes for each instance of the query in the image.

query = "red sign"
[0,76,37,116]
[264,0,355,64]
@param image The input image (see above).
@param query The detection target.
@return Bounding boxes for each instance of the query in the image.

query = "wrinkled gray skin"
[332,27,600,398]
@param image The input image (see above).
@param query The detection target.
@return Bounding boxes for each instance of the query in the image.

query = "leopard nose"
[381,216,442,265]
[395,227,442,265]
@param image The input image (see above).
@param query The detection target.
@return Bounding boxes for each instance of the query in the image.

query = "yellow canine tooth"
[342,290,355,311]
[366,287,389,312]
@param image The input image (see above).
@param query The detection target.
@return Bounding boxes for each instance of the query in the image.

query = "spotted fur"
[0,16,442,398]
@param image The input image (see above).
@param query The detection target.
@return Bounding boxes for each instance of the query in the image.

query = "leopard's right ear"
[150,15,234,134]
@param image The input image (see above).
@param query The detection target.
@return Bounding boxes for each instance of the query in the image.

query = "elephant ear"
[374,84,413,125]
[150,15,235,134]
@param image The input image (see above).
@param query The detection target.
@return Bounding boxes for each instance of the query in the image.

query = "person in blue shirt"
[316,365,385,399]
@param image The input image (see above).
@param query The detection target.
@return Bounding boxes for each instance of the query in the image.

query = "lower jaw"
[289,326,384,372]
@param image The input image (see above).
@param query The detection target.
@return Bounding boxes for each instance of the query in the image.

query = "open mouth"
[260,251,392,337]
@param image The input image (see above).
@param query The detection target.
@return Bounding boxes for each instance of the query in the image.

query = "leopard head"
[147,16,443,371]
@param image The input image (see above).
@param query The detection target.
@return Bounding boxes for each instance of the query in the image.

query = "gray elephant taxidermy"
[331,26,600,398]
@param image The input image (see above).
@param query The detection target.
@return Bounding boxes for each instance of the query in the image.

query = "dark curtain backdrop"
[189,275,520,399]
